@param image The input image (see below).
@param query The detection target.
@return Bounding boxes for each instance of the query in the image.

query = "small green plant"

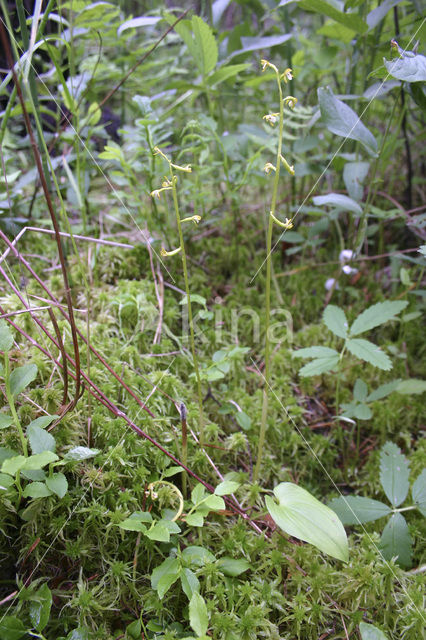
[0,321,99,509]
[329,441,426,568]
[150,146,205,444]
[253,58,296,483]
[292,300,409,414]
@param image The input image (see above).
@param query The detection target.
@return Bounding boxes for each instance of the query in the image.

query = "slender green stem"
[253,70,285,483]
[4,353,28,457]
[171,173,205,445]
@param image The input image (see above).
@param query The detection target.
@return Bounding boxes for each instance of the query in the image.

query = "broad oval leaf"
[27,415,59,430]
[23,481,53,498]
[10,363,38,396]
[64,446,100,461]
[380,442,410,507]
[181,567,200,600]
[396,379,426,395]
[349,300,408,336]
[343,161,370,202]
[151,557,180,599]
[0,415,13,430]
[346,338,392,370]
[117,16,160,37]
[328,496,391,525]
[318,87,378,155]
[379,512,412,568]
[0,616,27,640]
[323,305,348,338]
[412,469,426,516]
[214,480,240,496]
[23,451,59,471]
[266,482,349,561]
[292,346,339,359]
[28,425,56,454]
[29,583,52,633]
[359,622,389,640]
[384,52,426,82]
[46,472,68,498]
[189,592,209,637]
[353,379,368,402]
[0,321,14,352]
[313,193,362,214]
[216,557,250,576]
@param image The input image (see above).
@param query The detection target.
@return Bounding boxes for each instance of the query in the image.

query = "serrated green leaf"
[367,380,399,402]
[216,557,251,576]
[299,0,368,32]
[299,355,340,377]
[64,447,100,461]
[23,481,52,498]
[214,480,240,496]
[180,568,200,600]
[353,379,368,402]
[328,496,391,525]
[323,305,348,338]
[349,301,408,336]
[29,583,52,632]
[266,483,348,561]
[45,473,68,498]
[318,87,377,155]
[346,338,392,370]
[9,363,38,396]
[28,425,56,454]
[396,379,426,395]
[380,442,410,507]
[0,321,14,352]
[412,469,426,516]
[292,346,339,359]
[189,592,209,637]
[191,15,218,76]
[359,622,389,640]
[379,512,412,568]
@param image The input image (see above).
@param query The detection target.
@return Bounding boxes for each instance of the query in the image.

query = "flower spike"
[269,212,294,229]
[181,215,202,224]
[280,68,293,83]
[284,96,298,109]
[161,246,182,257]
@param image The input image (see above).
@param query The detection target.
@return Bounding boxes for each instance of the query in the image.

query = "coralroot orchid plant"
[150,147,205,448]
[254,60,297,483]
